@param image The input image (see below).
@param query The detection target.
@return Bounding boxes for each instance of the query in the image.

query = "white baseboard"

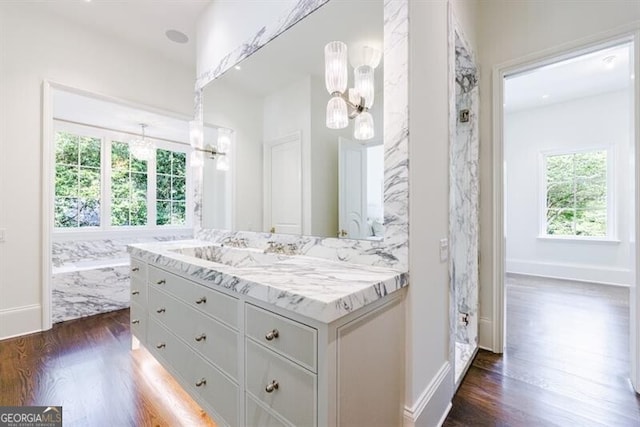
[404,362,453,427]
[0,304,42,340]
[506,258,632,287]
[478,317,493,351]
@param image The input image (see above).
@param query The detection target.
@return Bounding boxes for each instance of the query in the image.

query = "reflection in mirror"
[201,0,383,240]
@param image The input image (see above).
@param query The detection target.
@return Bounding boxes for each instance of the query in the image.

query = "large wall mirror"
[200,0,384,240]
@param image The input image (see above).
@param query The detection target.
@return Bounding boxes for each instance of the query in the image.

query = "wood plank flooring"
[444,274,640,426]
[0,309,216,427]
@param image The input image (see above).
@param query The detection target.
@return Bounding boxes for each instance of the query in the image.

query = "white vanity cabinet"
[130,256,406,427]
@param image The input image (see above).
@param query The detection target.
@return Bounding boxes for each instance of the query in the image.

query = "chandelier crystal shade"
[326,96,348,129]
[189,120,204,148]
[354,112,375,140]
[129,124,155,161]
[354,65,375,109]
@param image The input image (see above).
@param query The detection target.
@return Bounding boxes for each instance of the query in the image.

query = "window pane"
[173,152,186,176]
[79,168,101,199]
[111,199,130,226]
[130,200,147,226]
[172,176,186,200]
[157,201,170,225]
[574,151,606,180]
[111,170,130,199]
[79,136,101,168]
[546,154,573,183]
[172,202,186,225]
[547,208,575,235]
[157,149,172,175]
[112,142,129,169]
[55,197,78,228]
[575,209,606,236]
[546,181,573,209]
[157,174,171,200]
[132,172,147,198]
[55,132,78,165]
[576,178,606,209]
[55,165,78,197]
[131,156,148,173]
[79,199,100,227]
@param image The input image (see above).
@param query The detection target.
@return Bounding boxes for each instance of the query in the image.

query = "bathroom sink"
[169,245,284,268]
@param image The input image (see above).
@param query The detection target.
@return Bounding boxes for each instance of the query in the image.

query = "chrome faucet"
[221,237,249,248]
[264,241,299,255]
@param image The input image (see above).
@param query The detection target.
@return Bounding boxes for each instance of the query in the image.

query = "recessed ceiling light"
[542,94,550,99]
[602,55,616,69]
[165,30,189,44]
[234,65,242,71]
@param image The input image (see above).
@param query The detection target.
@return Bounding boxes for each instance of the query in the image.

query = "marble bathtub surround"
[129,240,408,323]
[52,234,191,323]
[192,0,409,272]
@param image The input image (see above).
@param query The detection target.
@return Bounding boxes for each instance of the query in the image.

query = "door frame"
[491,28,640,391]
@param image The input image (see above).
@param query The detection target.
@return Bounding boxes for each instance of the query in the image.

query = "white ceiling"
[32,0,211,67]
[206,0,383,98]
[505,43,633,112]
[54,89,191,144]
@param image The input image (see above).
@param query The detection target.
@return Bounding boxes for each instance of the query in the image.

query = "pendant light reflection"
[190,122,232,171]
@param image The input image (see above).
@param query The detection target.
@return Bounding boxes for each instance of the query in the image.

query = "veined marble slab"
[129,240,408,323]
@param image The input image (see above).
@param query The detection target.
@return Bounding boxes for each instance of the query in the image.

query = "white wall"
[0,4,194,339]
[478,0,640,350]
[505,90,633,285]
[203,84,264,232]
[407,1,479,425]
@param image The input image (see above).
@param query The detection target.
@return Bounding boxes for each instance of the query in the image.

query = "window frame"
[53,120,193,237]
[539,145,616,241]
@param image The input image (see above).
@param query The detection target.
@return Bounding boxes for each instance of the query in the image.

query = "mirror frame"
[192,0,409,271]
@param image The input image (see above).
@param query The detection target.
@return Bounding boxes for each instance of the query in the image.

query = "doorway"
[498,37,639,395]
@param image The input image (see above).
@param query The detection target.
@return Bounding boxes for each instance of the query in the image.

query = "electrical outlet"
[0,228,5,243]
[439,238,448,263]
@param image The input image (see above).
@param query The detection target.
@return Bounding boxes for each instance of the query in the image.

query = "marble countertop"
[128,240,408,323]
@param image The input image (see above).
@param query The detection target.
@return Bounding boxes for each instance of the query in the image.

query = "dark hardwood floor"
[0,309,216,427]
[445,275,640,426]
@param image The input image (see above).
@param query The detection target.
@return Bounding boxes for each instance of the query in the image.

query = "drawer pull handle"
[195,297,207,304]
[131,290,140,295]
[132,267,140,272]
[156,279,166,285]
[195,334,206,342]
[195,378,207,387]
[265,380,279,393]
[156,343,166,349]
[131,319,140,324]
[156,308,166,314]
[265,329,279,341]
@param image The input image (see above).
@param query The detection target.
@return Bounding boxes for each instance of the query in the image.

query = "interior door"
[263,132,302,235]
[338,137,367,239]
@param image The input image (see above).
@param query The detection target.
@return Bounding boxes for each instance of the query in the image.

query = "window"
[111,142,148,226]
[156,149,186,225]
[53,122,191,231]
[54,131,101,227]
[544,149,610,237]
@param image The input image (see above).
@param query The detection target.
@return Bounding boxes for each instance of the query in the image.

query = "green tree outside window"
[156,149,186,226]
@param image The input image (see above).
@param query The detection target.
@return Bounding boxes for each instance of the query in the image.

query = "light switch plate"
[439,238,448,263]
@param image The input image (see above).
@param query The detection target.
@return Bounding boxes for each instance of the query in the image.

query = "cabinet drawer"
[148,264,238,329]
[130,301,146,342]
[147,317,192,381]
[246,394,290,427]
[130,257,147,281]
[246,339,316,427]
[246,304,317,372]
[190,350,239,427]
[130,277,147,304]
[149,286,238,381]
